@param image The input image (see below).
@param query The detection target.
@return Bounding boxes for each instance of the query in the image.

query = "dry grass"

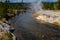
[52,10,60,12]
[0,32,9,40]
[53,22,60,27]
[0,32,13,40]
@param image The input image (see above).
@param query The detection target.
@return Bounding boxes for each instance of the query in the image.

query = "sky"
[0,0,58,3]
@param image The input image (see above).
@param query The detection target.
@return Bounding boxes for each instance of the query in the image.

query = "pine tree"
[3,0,10,15]
[5,0,10,3]
[57,0,60,9]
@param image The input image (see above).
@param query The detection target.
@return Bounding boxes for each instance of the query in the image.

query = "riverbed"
[10,10,60,40]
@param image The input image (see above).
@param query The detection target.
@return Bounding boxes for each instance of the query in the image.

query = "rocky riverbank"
[0,20,16,40]
[0,11,18,40]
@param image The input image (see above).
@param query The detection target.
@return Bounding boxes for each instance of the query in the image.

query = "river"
[10,10,60,40]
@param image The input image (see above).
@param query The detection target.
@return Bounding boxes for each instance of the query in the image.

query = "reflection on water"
[10,11,60,40]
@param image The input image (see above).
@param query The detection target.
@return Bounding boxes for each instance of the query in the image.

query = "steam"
[31,0,43,12]
[30,0,60,24]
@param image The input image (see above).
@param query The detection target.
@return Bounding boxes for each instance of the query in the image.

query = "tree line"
[0,2,30,19]
[42,0,60,10]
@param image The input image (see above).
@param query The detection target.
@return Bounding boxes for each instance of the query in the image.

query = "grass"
[0,32,13,40]
[53,22,60,27]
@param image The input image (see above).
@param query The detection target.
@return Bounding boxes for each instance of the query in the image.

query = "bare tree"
[5,0,10,3]
[21,0,23,2]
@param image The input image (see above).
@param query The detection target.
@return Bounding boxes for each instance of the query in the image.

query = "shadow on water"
[10,11,60,40]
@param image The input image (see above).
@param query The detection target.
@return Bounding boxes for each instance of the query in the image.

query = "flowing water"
[10,10,60,40]
[10,1,60,40]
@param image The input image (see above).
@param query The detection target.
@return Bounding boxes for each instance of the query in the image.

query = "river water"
[10,10,60,40]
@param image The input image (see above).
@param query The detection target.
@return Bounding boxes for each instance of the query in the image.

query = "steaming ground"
[10,11,60,40]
